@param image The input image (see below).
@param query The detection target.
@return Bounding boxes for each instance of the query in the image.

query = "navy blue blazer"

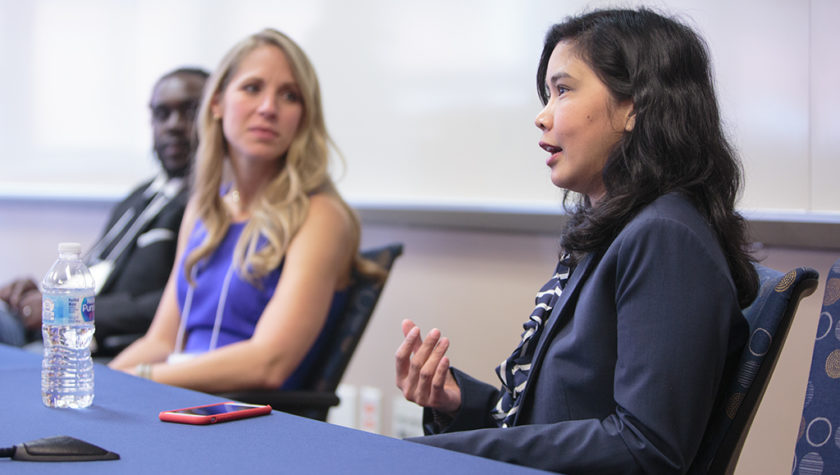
[411,193,748,474]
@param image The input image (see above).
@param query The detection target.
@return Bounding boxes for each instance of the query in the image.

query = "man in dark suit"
[0,67,208,355]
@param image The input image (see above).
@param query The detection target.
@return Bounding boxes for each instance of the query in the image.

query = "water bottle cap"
[58,242,82,254]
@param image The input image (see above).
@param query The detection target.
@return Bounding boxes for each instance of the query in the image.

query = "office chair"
[792,258,840,474]
[221,242,404,421]
[690,263,819,474]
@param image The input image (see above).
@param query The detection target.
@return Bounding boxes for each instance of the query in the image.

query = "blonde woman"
[111,29,375,393]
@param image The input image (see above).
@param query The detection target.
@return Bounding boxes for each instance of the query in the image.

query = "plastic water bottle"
[41,242,95,408]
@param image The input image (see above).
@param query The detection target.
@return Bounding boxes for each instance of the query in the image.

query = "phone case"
[159,402,272,425]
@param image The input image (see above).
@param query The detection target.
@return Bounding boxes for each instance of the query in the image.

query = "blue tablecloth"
[0,344,544,473]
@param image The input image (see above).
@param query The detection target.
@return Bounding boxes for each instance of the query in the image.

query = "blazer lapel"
[512,252,600,425]
[98,188,177,293]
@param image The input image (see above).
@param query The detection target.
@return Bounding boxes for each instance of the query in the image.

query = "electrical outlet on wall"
[391,396,424,438]
[359,386,382,434]
[327,384,358,429]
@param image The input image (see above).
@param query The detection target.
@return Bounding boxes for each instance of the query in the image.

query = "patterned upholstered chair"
[690,264,819,474]
[221,243,403,421]
[792,258,840,474]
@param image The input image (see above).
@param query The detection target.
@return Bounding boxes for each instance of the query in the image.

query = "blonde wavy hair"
[185,28,375,284]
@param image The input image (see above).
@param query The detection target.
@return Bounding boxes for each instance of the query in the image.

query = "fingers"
[17,291,43,330]
[395,326,421,387]
[0,279,23,303]
[430,356,452,407]
[0,283,10,302]
[8,281,26,308]
[408,328,441,382]
[9,279,38,309]
[404,329,448,404]
[22,278,38,292]
[432,356,449,391]
[19,291,41,311]
[414,336,449,403]
[395,321,456,410]
[432,356,450,394]
[401,319,416,337]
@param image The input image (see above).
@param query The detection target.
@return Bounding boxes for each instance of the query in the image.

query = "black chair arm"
[219,390,340,421]
[95,333,144,357]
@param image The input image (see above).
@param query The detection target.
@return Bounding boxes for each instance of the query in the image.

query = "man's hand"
[0,278,42,330]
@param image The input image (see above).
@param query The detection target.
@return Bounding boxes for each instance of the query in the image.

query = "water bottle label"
[42,295,95,324]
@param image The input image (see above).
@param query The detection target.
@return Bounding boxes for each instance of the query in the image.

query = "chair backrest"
[792,258,840,473]
[303,242,403,393]
[690,263,819,474]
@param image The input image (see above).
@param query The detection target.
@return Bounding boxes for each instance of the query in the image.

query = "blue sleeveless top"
[175,220,348,389]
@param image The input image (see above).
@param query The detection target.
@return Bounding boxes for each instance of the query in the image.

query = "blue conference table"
[0,344,545,474]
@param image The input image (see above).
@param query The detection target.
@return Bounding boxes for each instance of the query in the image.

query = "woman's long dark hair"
[538,8,758,307]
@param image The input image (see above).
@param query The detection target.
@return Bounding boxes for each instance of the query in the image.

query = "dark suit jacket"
[92,179,187,353]
[412,193,748,475]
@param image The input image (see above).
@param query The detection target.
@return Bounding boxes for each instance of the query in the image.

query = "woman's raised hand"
[395,319,462,415]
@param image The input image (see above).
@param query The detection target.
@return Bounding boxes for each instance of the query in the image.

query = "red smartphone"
[159,402,272,425]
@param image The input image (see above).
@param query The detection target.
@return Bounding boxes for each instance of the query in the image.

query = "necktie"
[97,192,156,261]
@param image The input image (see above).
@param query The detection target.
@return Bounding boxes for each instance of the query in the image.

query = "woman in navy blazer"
[395,8,759,474]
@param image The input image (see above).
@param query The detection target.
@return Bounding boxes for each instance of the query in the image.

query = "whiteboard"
[1,0,836,214]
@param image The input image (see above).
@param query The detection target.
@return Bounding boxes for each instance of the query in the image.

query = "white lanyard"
[170,260,236,362]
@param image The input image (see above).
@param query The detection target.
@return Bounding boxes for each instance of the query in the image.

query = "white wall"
[1,0,838,217]
[809,0,840,212]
